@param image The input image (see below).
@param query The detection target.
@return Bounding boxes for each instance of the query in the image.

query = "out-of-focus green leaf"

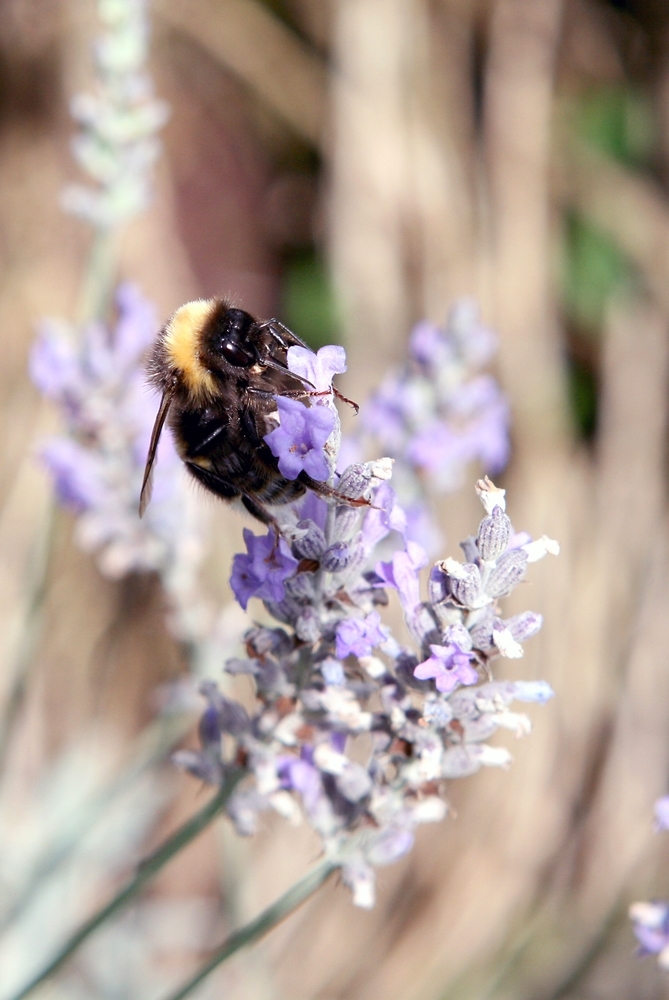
[562,213,630,332]
[281,252,342,349]
[574,86,655,167]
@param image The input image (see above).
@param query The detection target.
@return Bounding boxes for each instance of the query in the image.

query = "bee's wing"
[139,390,173,517]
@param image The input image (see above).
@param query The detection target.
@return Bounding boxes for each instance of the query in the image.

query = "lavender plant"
[173,341,557,910]
[629,796,669,967]
[10,3,562,997]
[30,284,209,641]
[356,299,510,552]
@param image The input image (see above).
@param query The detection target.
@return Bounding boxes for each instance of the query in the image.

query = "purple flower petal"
[414,643,479,693]
[30,323,81,400]
[336,611,386,659]
[375,541,427,615]
[264,397,335,482]
[40,438,104,511]
[230,528,299,610]
[655,796,669,832]
[287,344,347,392]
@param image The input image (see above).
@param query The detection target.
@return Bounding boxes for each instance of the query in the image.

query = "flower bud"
[284,571,316,601]
[295,607,322,643]
[505,611,543,642]
[322,541,354,572]
[475,476,506,514]
[291,519,326,560]
[446,562,482,607]
[172,749,223,785]
[245,627,291,657]
[335,505,361,539]
[459,536,478,563]
[477,505,511,561]
[199,681,250,736]
[337,463,373,500]
[468,618,495,651]
[442,622,473,651]
[336,761,373,802]
[486,548,528,598]
[428,564,449,605]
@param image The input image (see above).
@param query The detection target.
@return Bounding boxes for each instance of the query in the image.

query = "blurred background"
[3,0,669,997]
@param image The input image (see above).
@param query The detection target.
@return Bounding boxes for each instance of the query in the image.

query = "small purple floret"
[336,611,386,659]
[414,643,479,693]
[375,540,428,615]
[287,344,347,392]
[264,397,335,481]
[230,528,299,610]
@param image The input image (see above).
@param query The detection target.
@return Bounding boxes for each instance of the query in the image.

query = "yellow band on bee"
[163,299,217,397]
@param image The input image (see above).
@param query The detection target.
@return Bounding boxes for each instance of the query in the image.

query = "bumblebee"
[140,299,360,530]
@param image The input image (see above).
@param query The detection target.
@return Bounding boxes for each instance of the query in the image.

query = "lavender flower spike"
[183,464,557,909]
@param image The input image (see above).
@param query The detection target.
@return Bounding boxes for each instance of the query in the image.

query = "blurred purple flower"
[404,502,443,553]
[336,611,386,659]
[630,902,669,961]
[30,323,81,401]
[230,528,299,610]
[41,438,104,511]
[414,643,479,694]
[406,420,467,475]
[279,756,324,816]
[409,320,452,368]
[361,378,406,451]
[287,344,347,392]
[375,540,428,616]
[655,796,669,832]
[361,482,407,552]
[265,398,335,481]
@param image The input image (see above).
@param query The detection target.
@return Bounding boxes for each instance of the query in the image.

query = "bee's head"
[206,307,259,369]
[153,299,299,402]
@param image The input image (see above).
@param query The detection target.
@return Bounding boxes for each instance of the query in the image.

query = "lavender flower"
[414,643,479,694]
[31,284,208,640]
[656,796,669,831]
[356,300,510,553]
[230,530,299,610]
[62,0,168,228]
[265,398,335,481]
[287,344,347,391]
[630,902,669,968]
[176,329,557,908]
[629,795,669,967]
[335,612,387,659]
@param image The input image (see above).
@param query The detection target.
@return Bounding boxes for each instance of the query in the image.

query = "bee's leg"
[298,473,373,509]
[241,496,284,555]
[259,318,309,351]
[331,386,360,414]
[301,387,360,414]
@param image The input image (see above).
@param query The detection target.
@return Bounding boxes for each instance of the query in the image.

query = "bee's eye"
[221,339,255,367]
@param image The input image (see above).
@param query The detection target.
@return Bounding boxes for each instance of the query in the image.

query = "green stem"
[160,860,337,1000]
[0,501,55,781]
[0,710,194,932]
[75,226,119,325]
[8,771,243,1000]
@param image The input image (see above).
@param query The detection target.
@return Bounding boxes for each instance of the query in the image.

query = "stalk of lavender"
[355,299,510,553]
[0,0,170,769]
[29,2,213,642]
[629,797,669,967]
[64,0,169,321]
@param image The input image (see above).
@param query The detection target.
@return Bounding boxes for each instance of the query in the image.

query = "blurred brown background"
[3,0,669,997]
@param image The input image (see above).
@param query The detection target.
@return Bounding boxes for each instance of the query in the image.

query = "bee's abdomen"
[174,405,305,508]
